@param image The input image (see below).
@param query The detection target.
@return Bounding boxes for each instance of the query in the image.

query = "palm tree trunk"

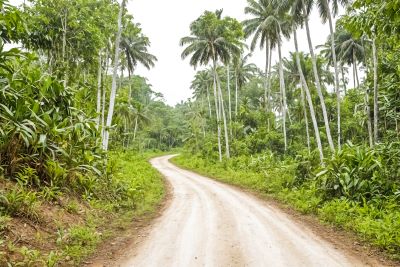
[101,49,109,141]
[372,36,379,144]
[133,116,138,141]
[264,39,270,110]
[278,42,287,151]
[353,51,360,88]
[341,65,347,94]
[96,51,102,130]
[304,8,335,152]
[206,85,212,118]
[235,73,239,117]
[213,61,223,161]
[216,70,230,159]
[300,84,311,153]
[325,1,342,150]
[227,64,233,137]
[227,64,232,122]
[294,28,324,162]
[353,61,356,89]
[61,10,68,88]
[103,0,125,151]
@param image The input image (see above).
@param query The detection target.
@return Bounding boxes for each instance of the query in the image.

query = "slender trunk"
[206,85,212,118]
[267,47,273,131]
[326,1,341,150]
[264,39,270,110]
[103,0,125,151]
[341,65,347,94]
[216,71,230,159]
[213,60,223,161]
[101,49,109,142]
[227,64,232,122]
[294,28,324,162]
[300,84,311,153]
[133,116,138,141]
[61,10,68,88]
[278,43,287,151]
[365,86,373,147]
[353,60,357,89]
[96,51,102,130]
[362,39,374,147]
[353,51,360,88]
[304,9,335,151]
[235,73,239,117]
[372,36,379,144]
[227,64,232,137]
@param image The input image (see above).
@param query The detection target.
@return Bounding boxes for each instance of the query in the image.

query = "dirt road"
[119,155,370,267]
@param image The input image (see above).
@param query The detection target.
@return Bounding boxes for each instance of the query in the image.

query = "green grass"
[172,153,400,260]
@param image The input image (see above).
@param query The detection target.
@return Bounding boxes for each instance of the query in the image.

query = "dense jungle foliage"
[1,0,400,264]
[175,0,400,258]
[0,0,172,264]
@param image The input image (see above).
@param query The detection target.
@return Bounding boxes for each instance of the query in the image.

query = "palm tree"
[243,0,275,111]
[191,70,213,117]
[283,53,311,153]
[132,102,150,142]
[121,28,157,78]
[318,0,352,150]
[103,0,125,151]
[232,53,258,117]
[180,10,242,161]
[244,0,291,150]
[284,0,335,152]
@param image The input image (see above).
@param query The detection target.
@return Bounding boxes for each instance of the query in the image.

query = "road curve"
[120,155,367,267]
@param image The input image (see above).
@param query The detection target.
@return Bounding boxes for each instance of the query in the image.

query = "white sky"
[10,0,340,106]
[128,0,339,106]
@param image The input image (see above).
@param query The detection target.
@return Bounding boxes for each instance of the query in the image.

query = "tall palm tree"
[103,0,125,151]
[243,0,276,110]
[180,10,242,161]
[281,0,335,152]
[318,0,352,150]
[232,53,258,117]
[244,0,290,150]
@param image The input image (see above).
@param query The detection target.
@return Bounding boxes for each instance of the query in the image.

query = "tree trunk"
[213,60,223,161]
[300,84,311,154]
[294,28,324,162]
[61,10,68,88]
[216,70,230,159]
[96,51,102,130]
[101,49,109,142]
[325,1,342,150]
[235,73,239,117]
[353,51,360,88]
[264,39,270,110]
[206,85,212,118]
[133,116,138,141]
[341,65,347,94]
[372,36,379,144]
[278,42,287,151]
[304,8,335,152]
[227,64,232,122]
[227,64,232,137]
[103,0,125,151]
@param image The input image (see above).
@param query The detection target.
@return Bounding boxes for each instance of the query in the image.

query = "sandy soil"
[113,155,385,267]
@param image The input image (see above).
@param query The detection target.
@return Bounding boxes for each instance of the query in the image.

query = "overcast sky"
[10,0,339,106]
[127,0,340,105]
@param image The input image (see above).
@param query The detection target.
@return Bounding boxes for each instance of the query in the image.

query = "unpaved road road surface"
[119,155,370,267]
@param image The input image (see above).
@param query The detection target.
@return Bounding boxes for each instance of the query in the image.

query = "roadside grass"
[0,151,166,266]
[172,153,400,260]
